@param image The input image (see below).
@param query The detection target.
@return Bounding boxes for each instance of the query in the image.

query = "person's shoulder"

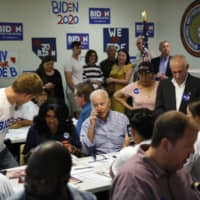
[6,190,25,200]
[151,56,160,62]
[68,184,96,200]
[99,58,107,65]
[111,110,128,120]
[188,73,200,83]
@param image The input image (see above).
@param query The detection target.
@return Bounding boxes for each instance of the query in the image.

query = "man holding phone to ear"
[80,89,129,156]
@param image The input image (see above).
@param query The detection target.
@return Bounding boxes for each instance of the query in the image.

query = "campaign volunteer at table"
[0,73,43,170]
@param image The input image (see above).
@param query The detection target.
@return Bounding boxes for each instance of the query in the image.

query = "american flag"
[142,18,149,61]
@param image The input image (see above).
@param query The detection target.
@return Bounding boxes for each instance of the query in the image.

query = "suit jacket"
[155,73,200,116]
[151,56,172,78]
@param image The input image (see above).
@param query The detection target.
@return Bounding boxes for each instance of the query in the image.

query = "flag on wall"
[141,11,149,62]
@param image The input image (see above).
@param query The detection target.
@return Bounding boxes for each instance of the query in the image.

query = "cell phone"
[127,125,132,137]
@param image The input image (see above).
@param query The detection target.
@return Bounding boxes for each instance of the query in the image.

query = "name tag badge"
[183,94,190,101]
[134,88,140,94]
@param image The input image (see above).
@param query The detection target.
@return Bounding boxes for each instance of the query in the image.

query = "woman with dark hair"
[82,49,103,89]
[23,100,81,160]
[106,49,133,113]
[36,56,65,103]
[114,62,159,111]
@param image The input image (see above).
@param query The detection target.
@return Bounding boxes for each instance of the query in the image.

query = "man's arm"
[64,71,74,91]
[155,81,166,117]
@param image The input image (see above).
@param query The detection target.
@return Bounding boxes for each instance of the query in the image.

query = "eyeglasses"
[138,72,153,77]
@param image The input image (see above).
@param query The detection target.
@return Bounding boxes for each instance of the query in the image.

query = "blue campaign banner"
[130,56,136,64]
[32,38,57,61]
[135,22,154,38]
[89,8,110,24]
[103,28,129,52]
[67,33,89,49]
[0,23,23,40]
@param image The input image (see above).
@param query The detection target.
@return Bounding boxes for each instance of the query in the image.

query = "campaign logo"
[89,8,110,24]
[51,0,79,24]
[181,1,200,57]
[103,28,129,52]
[0,23,23,40]
[0,50,19,83]
[32,38,57,61]
[130,56,136,65]
[135,22,154,38]
[67,33,89,49]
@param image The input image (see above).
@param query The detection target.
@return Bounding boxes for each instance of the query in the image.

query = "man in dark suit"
[155,55,200,116]
[151,40,172,80]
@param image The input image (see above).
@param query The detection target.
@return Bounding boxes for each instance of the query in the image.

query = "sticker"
[183,94,190,101]
[64,132,70,139]
[134,88,140,94]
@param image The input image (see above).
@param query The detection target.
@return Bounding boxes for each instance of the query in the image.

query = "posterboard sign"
[0,23,23,41]
[32,38,57,61]
[135,22,154,38]
[89,8,110,24]
[0,50,20,87]
[103,28,129,52]
[67,33,89,49]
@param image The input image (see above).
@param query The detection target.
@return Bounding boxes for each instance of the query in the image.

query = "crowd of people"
[1,38,200,200]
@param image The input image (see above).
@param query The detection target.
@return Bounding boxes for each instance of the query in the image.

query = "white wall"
[0,0,199,89]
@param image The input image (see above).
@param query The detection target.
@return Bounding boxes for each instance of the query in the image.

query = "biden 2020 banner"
[103,28,129,52]
[67,33,89,49]
[32,38,57,61]
[0,23,23,40]
[89,8,110,24]
[0,49,20,87]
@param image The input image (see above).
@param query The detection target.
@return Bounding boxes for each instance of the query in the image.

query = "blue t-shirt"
[76,102,91,136]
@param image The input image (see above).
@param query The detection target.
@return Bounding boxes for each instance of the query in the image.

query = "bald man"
[155,55,200,116]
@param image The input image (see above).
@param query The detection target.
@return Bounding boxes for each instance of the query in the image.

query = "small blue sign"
[0,23,23,40]
[32,38,57,61]
[130,56,136,65]
[67,33,89,49]
[134,88,140,94]
[103,28,129,52]
[183,94,190,101]
[135,22,154,38]
[89,8,110,24]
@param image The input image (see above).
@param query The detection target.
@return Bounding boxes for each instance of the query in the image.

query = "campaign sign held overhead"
[67,33,89,49]
[135,22,154,38]
[0,23,23,40]
[89,8,110,24]
[103,28,129,52]
[32,38,57,61]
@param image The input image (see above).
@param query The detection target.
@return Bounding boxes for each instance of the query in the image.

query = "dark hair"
[151,111,197,147]
[128,108,154,139]
[85,49,98,64]
[71,41,81,49]
[75,82,94,102]
[28,141,72,177]
[188,101,200,117]
[138,62,154,73]
[36,56,54,82]
[116,49,130,65]
[33,98,74,137]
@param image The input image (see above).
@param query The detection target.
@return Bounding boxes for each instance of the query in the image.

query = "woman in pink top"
[114,62,159,111]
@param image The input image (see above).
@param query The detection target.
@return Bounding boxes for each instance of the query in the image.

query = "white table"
[9,152,119,193]
[5,126,30,144]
